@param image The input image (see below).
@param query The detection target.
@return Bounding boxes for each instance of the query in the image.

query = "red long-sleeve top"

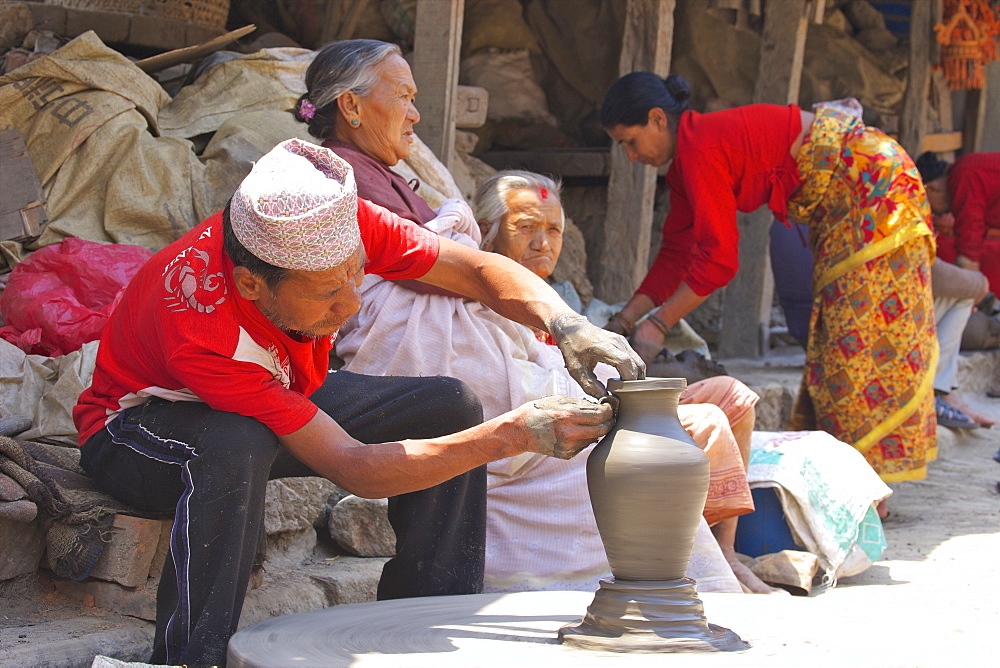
[636,104,802,303]
[948,152,1000,264]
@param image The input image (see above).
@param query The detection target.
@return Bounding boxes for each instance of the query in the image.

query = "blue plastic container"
[733,487,803,557]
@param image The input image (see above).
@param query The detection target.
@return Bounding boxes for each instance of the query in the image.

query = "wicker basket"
[45,0,231,31]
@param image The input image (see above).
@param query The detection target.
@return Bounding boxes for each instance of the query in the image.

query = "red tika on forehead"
[539,187,549,199]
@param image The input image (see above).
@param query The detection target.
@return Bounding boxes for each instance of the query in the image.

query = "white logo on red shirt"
[162,238,227,313]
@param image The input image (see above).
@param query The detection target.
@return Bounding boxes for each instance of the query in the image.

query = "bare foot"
[876,498,890,520]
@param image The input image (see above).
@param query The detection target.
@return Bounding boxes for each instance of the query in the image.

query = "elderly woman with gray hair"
[301,40,766,593]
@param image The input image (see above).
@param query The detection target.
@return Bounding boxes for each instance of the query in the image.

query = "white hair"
[473,170,564,251]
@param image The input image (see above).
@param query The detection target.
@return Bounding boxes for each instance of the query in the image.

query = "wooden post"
[962,86,987,153]
[718,0,810,359]
[899,0,935,158]
[412,0,463,171]
[596,0,675,304]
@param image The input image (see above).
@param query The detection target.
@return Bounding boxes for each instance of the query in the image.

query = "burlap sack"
[0,33,317,253]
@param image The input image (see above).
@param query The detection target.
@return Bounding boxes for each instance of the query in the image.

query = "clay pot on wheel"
[559,377,746,652]
[587,377,709,581]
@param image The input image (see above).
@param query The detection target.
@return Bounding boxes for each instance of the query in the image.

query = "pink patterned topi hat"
[231,138,361,271]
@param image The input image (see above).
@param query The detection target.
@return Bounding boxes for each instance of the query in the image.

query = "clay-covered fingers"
[519,395,615,459]
[551,314,646,399]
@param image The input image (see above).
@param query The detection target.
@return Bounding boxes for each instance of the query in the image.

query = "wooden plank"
[719,0,809,359]
[596,0,675,304]
[479,149,611,178]
[412,0,464,171]
[752,0,810,106]
[920,131,963,153]
[135,25,257,74]
[899,0,934,158]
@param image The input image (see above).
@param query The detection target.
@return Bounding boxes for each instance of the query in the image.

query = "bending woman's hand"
[630,318,668,365]
[551,314,645,398]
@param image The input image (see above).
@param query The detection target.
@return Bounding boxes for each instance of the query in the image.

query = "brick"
[88,514,162,588]
[0,516,45,580]
[148,518,173,579]
[53,577,157,621]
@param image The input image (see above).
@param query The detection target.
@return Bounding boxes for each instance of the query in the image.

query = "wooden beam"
[596,0,675,304]
[412,0,463,171]
[719,0,809,359]
[479,148,611,178]
[920,131,963,153]
[899,0,934,158]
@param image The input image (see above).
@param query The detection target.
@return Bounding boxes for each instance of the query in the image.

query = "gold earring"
[351,119,360,127]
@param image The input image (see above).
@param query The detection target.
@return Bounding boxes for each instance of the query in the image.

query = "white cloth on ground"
[748,431,892,584]
[335,208,740,593]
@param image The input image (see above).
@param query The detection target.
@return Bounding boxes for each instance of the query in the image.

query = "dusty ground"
[1,361,998,667]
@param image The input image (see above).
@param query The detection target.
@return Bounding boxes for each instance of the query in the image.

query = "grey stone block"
[327,496,396,557]
[264,477,337,535]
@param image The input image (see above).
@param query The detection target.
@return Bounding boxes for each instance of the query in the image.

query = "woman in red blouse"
[600,73,938,485]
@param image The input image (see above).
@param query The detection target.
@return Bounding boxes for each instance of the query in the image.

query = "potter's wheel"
[229,590,837,667]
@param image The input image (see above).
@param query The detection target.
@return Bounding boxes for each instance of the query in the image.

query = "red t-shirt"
[948,152,1000,263]
[636,104,802,303]
[73,199,440,445]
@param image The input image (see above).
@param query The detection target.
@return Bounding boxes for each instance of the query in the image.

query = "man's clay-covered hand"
[551,314,645,398]
[515,395,615,459]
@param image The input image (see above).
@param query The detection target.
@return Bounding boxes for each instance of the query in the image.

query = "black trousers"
[80,371,487,667]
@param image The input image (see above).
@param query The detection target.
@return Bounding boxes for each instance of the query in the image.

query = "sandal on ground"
[987,384,1000,399]
[935,396,980,429]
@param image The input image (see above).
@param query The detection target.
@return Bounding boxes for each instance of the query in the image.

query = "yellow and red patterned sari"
[788,106,938,482]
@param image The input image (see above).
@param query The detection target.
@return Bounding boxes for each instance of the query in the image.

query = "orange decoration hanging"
[935,0,1000,90]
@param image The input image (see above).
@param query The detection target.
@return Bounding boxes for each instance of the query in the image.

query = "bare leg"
[713,406,785,592]
[729,408,755,469]
[711,517,783,594]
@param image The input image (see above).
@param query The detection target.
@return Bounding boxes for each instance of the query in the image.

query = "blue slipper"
[935,396,979,429]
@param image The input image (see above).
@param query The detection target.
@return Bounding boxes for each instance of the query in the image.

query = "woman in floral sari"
[601,73,937,487]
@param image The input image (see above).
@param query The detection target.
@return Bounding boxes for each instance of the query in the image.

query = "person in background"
[600,73,937,504]
[917,150,1000,412]
[73,139,639,665]
[917,151,1000,294]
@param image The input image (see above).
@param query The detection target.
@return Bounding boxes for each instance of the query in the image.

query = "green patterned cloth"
[748,431,891,584]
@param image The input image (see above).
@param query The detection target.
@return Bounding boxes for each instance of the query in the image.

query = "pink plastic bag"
[0,239,152,357]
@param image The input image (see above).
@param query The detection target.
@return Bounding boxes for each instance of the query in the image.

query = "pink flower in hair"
[299,99,316,122]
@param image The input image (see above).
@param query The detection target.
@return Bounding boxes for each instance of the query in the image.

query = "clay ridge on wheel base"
[558,577,748,653]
